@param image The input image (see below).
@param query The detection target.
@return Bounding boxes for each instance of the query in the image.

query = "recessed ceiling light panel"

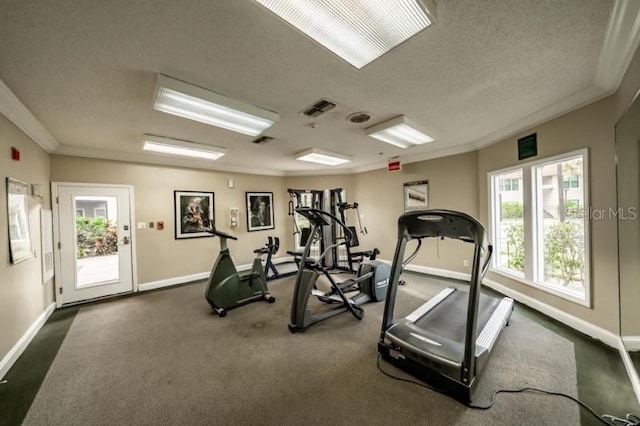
[255,0,436,69]
[295,148,352,166]
[366,115,434,148]
[152,74,279,136]
[142,134,227,161]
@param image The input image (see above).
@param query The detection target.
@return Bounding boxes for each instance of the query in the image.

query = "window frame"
[488,148,590,307]
[490,167,525,278]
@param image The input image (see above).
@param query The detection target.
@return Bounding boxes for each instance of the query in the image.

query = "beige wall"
[354,152,479,273]
[616,45,640,337]
[478,97,619,332]
[615,44,640,121]
[0,115,53,362]
[616,94,640,336]
[50,156,289,284]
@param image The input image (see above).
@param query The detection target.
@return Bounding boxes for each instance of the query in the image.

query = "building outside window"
[499,177,520,191]
[563,174,580,189]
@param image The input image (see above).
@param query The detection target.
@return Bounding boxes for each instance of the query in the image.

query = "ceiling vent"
[347,112,372,124]
[302,99,336,117]
[253,136,274,145]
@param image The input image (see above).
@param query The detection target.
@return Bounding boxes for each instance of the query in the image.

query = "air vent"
[253,136,274,145]
[347,112,372,124]
[302,99,336,117]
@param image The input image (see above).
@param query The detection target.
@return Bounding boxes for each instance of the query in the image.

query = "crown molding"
[53,145,286,176]
[595,0,640,91]
[0,77,59,152]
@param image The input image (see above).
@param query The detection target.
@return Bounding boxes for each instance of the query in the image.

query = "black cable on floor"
[376,354,639,426]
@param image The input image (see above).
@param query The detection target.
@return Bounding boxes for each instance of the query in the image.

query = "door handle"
[122,236,130,245]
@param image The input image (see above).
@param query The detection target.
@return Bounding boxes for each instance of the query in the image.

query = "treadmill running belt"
[413,291,501,343]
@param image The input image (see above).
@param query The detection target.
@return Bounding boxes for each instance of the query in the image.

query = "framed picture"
[7,178,33,264]
[174,190,214,239]
[403,180,429,212]
[246,192,274,232]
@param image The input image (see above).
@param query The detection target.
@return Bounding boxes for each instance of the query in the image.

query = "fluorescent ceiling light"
[255,0,436,69]
[295,148,351,166]
[152,74,279,136]
[142,135,227,161]
[366,115,435,148]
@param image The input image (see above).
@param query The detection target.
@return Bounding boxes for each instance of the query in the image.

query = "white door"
[53,183,134,306]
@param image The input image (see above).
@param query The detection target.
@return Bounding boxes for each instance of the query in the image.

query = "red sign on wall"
[388,160,401,172]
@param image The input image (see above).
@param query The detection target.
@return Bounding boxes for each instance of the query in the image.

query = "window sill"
[490,268,590,308]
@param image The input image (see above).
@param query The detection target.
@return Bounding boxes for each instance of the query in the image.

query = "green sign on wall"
[518,133,537,160]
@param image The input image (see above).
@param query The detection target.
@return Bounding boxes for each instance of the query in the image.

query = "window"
[94,207,107,218]
[563,175,579,189]
[75,208,85,217]
[499,178,519,191]
[489,149,589,305]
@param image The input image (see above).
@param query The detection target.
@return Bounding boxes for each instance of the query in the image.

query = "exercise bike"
[204,227,275,317]
[288,208,390,333]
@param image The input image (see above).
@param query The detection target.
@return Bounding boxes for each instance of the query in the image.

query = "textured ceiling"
[0,0,626,175]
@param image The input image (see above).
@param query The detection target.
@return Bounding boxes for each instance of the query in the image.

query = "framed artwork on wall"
[403,180,429,212]
[174,190,214,239]
[246,192,274,232]
[7,178,33,264]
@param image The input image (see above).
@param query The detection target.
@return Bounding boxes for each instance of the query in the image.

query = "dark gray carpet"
[23,274,579,425]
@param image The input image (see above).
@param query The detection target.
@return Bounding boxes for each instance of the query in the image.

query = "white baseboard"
[618,338,640,405]
[0,302,56,380]
[138,272,209,292]
[137,256,296,292]
[403,263,471,282]
[623,336,640,351]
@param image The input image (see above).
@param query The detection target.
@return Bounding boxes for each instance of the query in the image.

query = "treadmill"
[378,209,514,403]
